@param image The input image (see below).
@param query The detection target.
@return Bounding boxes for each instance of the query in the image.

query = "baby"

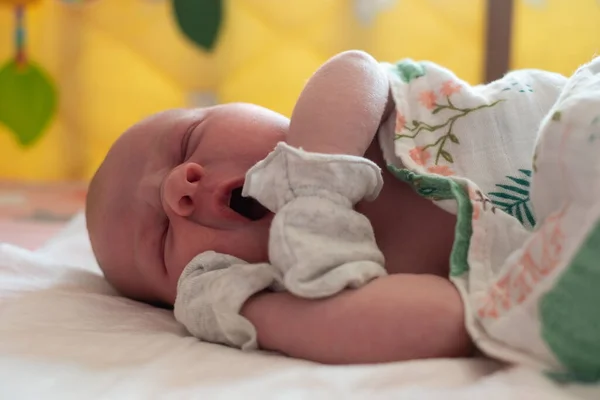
[87,50,600,380]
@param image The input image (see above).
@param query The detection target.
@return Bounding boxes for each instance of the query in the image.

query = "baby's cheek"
[166,220,271,282]
[164,232,209,284]
[215,225,271,264]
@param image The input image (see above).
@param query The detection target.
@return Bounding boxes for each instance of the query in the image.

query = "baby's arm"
[241,273,472,364]
[243,51,394,299]
[287,50,393,156]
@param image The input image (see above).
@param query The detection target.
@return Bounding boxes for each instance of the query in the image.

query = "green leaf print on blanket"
[501,80,533,93]
[395,59,426,83]
[395,88,503,166]
[488,169,536,228]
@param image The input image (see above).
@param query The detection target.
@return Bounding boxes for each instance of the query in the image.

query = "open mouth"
[228,186,269,221]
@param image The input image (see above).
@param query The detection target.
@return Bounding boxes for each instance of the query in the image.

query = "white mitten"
[243,142,387,299]
[173,251,283,350]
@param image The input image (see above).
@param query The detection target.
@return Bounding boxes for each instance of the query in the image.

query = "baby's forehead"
[143,109,188,125]
[140,108,204,130]
[123,109,206,150]
[101,107,212,183]
[127,111,184,140]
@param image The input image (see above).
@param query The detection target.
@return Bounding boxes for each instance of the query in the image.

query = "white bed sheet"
[0,213,596,399]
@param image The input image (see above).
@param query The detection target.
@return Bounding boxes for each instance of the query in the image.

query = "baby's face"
[87,103,288,305]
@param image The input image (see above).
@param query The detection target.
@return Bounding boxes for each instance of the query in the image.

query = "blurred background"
[0,0,599,248]
[0,0,599,181]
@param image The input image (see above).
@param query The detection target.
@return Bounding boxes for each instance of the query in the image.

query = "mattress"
[0,185,598,399]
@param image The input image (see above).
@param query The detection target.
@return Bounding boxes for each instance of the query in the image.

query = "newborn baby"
[87,50,600,380]
[86,51,467,364]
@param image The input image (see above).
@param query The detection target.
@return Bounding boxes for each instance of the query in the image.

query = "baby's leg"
[242,273,472,364]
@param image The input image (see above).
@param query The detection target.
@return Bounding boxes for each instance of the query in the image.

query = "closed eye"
[181,120,200,162]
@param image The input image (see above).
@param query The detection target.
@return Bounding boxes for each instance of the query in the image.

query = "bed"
[0,182,597,399]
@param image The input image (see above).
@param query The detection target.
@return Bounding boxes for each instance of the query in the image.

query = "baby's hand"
[243,142,387,299]
[173,251,283,350]
[243,142,383,211]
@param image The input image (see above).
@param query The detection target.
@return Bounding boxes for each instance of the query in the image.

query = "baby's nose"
[163,162,204,217]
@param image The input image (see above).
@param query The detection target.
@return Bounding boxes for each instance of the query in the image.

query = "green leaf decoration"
[449,134,459,144]
[495,184,529,196]
[172,0,223,51]
[552,111,562,122]
[0,60,57,147]
[518,168,532,177]
[440,150,453,163]
[488,169,536,228]
[395,59,426,83]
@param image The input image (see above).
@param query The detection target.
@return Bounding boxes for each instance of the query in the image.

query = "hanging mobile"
[0,0,58,147]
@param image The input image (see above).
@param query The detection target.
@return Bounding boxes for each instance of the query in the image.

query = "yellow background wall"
[0,0,598,181]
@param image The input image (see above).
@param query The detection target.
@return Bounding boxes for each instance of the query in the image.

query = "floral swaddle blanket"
[380,56,600,382]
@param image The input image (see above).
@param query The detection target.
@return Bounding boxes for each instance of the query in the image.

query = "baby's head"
[86,103,288,306]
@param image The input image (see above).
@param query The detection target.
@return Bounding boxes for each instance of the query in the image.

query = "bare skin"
[86,51,470,365]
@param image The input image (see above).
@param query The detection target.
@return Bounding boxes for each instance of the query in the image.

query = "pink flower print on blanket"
[427,165,454,176]
[409,148,455,175]
[440,80,461,97]
[396,112,407,131]
[396,80,503,169]
[419,90,437,110]
[408,147,431,166]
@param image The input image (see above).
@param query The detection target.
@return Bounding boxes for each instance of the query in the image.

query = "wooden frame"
[485,0,514,82]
